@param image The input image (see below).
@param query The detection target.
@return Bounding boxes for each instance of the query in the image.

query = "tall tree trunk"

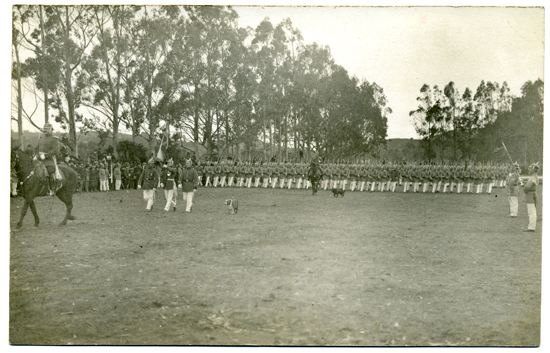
[14,40,23,145]
[39,6,50,125]
[62,7,78,154]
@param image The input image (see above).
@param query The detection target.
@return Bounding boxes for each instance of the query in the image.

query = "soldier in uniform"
[286,162,295,189]
[278,162,286,188]
[522,163,539,232]
[179,158,199,212]
[402,165,411,192]
[307,160,323,195]
[263,161,270,188]
[219,160,228,188]
[506,163,522,218]
[211,161,219,187]
[465,166,473,193]
[160,158,178,212]
[270,161,277,188]
[244,162,252,188]
[196,160,204,187]
[138,158,160,211]
[37,122,62,195]
[487,166,496,194]
[203,162,213,187]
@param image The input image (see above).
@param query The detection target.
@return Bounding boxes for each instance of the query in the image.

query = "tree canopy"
[12,5,390,162]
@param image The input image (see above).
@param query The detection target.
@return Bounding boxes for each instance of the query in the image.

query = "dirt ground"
[9,184,542,346]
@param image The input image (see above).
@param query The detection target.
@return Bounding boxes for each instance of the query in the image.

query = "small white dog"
[225,199,238,214]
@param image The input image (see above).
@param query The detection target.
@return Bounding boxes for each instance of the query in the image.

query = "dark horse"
[11,146,77,228]
[307,162,323,196]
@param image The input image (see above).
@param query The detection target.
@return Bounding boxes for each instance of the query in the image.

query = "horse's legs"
[16,198,31,229]
[29,200,40,227]
[57,191,75,226]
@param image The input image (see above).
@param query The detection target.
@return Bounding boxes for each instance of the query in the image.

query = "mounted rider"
[307,159,323,195]
[37,122,62,196]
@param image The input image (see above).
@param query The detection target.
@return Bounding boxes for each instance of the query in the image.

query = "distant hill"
[378,138,423,162]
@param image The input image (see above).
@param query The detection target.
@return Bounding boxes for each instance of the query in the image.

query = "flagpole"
[501,141,514,163]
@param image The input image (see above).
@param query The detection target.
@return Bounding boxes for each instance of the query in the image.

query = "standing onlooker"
[522,163,540,232]
[99,163,107,191]
[114,163,122,190]
[178,159,199,213]
[506,163,521,218]
[138,158,160,211]
[83,164,90,192]
[89,162,99,192]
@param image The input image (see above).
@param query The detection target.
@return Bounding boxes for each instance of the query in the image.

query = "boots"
[48,173,56,196]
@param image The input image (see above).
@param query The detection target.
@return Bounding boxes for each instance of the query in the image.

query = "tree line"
[12,5,390,162]
[410,79,543,166]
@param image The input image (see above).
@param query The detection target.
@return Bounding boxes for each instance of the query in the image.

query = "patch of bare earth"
[9,186,541,346]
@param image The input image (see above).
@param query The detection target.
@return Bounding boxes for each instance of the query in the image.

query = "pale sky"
[5,2,545,139]
[235,5,544,138]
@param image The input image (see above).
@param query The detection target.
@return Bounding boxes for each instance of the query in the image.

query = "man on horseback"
[38,122,61,196]
[307,159,323,196]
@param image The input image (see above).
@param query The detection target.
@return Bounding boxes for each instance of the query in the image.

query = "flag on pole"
[156,135,165,161]
[156,124,170,161]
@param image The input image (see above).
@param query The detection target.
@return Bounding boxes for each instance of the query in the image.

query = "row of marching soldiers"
[195,160,510,194]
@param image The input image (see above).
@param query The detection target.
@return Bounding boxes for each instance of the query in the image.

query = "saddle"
[34,160,66,192]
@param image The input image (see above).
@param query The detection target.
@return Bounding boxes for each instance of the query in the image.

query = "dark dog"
[331,188,345,197]
[225,199,239,214]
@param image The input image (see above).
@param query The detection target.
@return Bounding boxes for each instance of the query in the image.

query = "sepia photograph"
[7,1,545,347]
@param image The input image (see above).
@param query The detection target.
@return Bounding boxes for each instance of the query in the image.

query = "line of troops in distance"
[69,160,538,194]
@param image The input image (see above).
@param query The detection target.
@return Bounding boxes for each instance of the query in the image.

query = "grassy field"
[9,185,542,346]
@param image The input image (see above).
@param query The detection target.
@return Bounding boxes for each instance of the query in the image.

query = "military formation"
[13,122,539,232]
[185,160,511,194]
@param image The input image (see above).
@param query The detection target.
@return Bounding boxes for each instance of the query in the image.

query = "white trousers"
[182,191,194,212]
[527,203,536,230]
[508,196,518,217]
[115,179,121,190]
[143,189,155,210]
[164,188,177,211]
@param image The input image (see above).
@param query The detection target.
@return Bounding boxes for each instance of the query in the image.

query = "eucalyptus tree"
[129,5,181,154]
[38,5,98,154]
[180,5,241,156]
[250,17,285,159]
[82,5,140,158]
[292,42,335,158]
[12,5,30,143]
[13,5,61,135]
[454,87,480,160]
[410,84,438,160]
[443,81,461,160]
[221,26,257,157]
